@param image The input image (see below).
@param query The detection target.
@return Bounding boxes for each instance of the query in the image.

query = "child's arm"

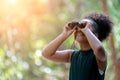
[80,22,107,71]
[42,25,74,63]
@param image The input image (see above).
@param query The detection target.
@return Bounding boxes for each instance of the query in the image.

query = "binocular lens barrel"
[68,22,85,29]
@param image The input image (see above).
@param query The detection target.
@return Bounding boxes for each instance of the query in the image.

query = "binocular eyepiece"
[68,22,85,30]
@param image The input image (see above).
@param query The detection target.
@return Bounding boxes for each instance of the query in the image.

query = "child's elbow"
[41,51,47,58]
[41,50,52,59]
[96,46,107,62]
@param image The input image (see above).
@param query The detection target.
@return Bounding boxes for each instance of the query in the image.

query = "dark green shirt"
[69,49,105,80]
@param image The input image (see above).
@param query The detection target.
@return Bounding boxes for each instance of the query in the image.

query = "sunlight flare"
[7,0,18,5]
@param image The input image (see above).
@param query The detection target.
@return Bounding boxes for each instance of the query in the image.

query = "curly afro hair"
[84,13,113,41]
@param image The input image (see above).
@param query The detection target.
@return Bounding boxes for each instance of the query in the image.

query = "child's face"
[74,28,87,43]
[74,19,97,43]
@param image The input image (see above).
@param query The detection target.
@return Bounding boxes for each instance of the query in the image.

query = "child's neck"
[79,42,91,51]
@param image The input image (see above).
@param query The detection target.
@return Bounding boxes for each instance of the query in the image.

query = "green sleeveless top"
[69,49,105,80]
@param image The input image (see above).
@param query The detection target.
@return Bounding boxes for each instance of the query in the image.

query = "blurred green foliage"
[0,0,119,80]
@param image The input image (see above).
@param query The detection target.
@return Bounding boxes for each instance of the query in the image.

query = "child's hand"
[79,19,95,34]
[62,23,76,36]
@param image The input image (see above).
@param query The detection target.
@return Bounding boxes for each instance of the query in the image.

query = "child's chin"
[76,37,86,42]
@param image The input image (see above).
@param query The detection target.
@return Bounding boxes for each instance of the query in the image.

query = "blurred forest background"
[0,0,120,80]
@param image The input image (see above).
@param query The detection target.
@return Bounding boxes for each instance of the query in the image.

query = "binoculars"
[68,22,85,30]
